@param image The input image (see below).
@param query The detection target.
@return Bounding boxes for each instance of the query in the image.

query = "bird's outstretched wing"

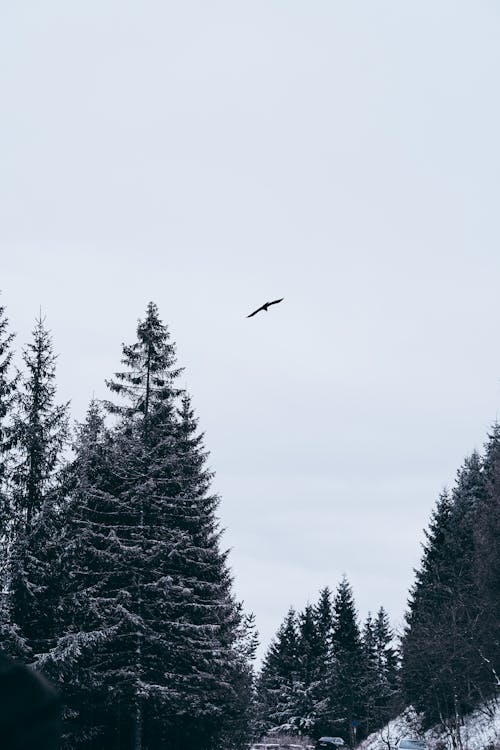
[247,304,266,318]
[246,298,284,317]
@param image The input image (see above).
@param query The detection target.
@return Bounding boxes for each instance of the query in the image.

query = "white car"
[316,738,345,749]
[396,739,428,750]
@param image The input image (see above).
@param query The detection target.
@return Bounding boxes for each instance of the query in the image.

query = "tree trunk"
[133,698,143,750]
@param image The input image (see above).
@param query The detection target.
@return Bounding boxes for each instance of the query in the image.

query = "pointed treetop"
[11,314,69,527]
[105,302,184,422]
[332,576,362,652]
[0,295,18,436]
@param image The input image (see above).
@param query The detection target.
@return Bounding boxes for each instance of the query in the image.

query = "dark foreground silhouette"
[0,651,61,750]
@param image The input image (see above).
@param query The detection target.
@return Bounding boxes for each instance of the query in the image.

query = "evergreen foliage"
[222,609,259,750]
[402,447,499,733]
[294,604,327,731]
[257,580,395,744]
[361,613,378,736]
[330,577,365,743]
[28,303,253,750]
[0,296,18,620]
[0,297,18,513]
[361,608,400,737]
[476,427,500,691]
[3,317,69,666]
[373,608,399,711]
[10,316,69,529]
[2,293,499,748]
[314,587,334,658]
[256,607,301,734]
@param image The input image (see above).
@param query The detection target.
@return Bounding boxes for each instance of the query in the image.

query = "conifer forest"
[0,297,498,749]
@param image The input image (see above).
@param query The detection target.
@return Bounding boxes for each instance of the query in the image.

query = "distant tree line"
[0,297,256,750]
[257,436,500,746]
[255,579,400,744]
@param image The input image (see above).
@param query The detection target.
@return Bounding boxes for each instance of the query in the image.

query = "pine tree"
[0,296,18,527]
[257,587,397,743]
[48,303,245,750]
[222,609,259,750]
[294,603,325,733]
[0,297,18,623]
[361,608,399,736]
[402,489,456,726]
[256,607,300,735]
[473,429,500,705]
[313,587,337,737]
[361,613,378,736]
[314,587,334,666]
[3,316,69,664]
[373,608,400,725]
[10,315,69,529]
[41,399,115,748]
[402,452,491,731]
[331,577,364,744]
[105,300,183,426]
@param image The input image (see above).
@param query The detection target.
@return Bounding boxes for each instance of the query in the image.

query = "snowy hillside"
[358,703,499,750]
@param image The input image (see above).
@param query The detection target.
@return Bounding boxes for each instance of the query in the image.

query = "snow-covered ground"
[358,703,499,750]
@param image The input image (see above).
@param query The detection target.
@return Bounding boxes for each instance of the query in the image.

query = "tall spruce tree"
[314,587,334,657]
[48,303,244,750]
[331,577,364,744]
[474,429,500,705]
[402,489,455,726]
[0,297,18,597]
[294,603,326,733]
[361,608,399,736]
[41,399,115,748]
[361,613,378,737]
[10,315,69,529]
[256,607,300,735]
[313,587,337,737]
[222,608,259,750]
[0,297,18,523]
[3,316,68,664]
[402,453,492,731]
[373,608,400,726]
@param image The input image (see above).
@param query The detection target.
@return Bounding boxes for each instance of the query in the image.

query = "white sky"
[1,1,500,658]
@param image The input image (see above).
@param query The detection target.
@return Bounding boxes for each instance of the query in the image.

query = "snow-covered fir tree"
[40,399,115,748]
[0,297,18,564]
[0,297,18,529]
[361,612,378,736]
[43,303,249,750]
[222,608,259,750]
[10,315,69,530]
[0,297,19,637]
[256,607,301,735]
[314,587,334,658]
[361,607,399,735]
[2,316,69,663]
[402,450,496,731]
[293,603,330,733]
[313,587,337,737]
[257,583,399,743]
[476,429,500,704]
[402,488,456,725]
[373,607,399,716]
[330,577,364,743]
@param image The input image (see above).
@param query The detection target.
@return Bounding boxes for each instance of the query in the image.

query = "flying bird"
[247,298,284,318]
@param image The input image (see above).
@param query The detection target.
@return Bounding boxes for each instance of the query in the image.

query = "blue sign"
[352,721,359,728]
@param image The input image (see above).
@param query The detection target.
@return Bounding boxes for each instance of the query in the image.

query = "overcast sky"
[1,1,500,658]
